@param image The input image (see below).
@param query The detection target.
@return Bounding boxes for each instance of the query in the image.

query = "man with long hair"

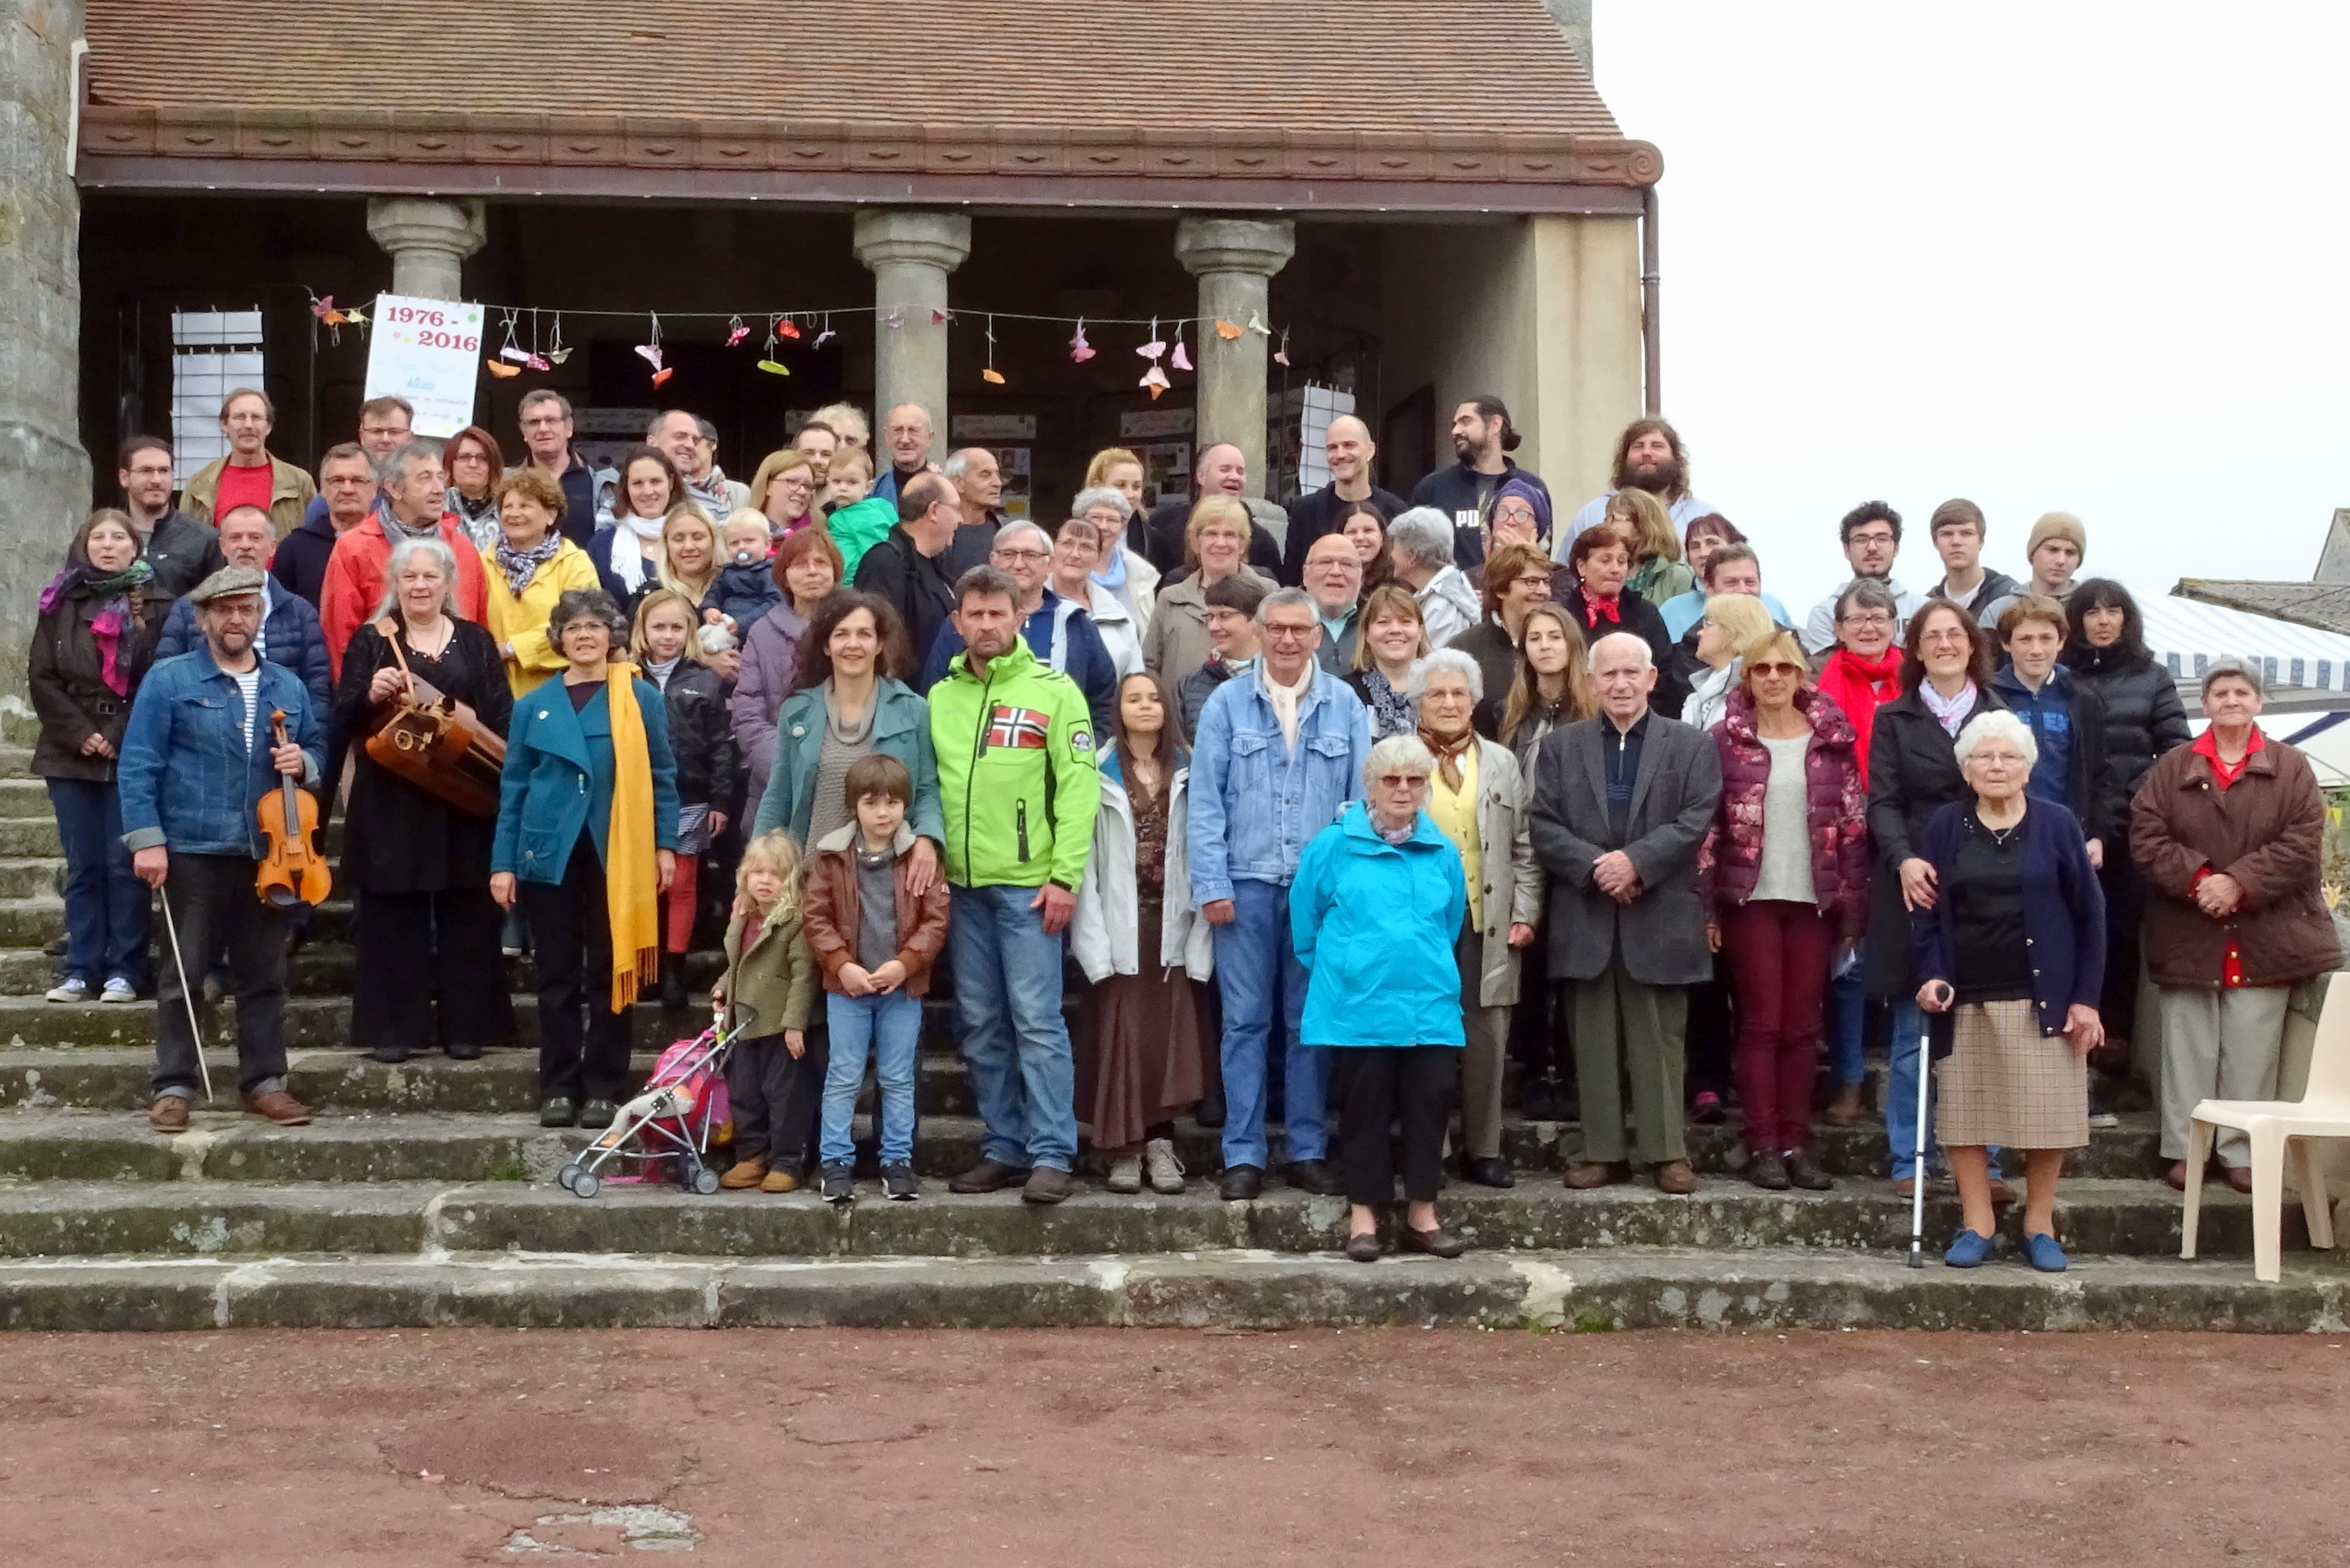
[1409,394,1551,570]
[1557,416,1718,559]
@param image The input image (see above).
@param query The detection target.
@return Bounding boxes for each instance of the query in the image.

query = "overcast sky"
[1596,0,2350,617]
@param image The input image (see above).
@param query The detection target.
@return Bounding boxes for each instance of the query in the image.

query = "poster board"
[362,296,487,438]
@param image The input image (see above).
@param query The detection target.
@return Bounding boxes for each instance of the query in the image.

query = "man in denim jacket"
[1188,587,1371,1199]
[117,567,326,1133]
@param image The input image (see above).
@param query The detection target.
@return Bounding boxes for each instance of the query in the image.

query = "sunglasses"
[1375,774,1430,790]
[1750,661,1804,677]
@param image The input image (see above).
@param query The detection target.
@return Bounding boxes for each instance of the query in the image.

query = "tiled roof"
[76,0,1658,210]
[2172,579,2350,640]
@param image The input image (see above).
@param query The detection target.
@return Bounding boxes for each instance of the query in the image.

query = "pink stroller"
[556,1021,739,1199]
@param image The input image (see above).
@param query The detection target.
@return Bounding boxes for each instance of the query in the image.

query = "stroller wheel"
[686,1162,721,1196]
[569,1169,600,1199]
[555,1164,581,1193]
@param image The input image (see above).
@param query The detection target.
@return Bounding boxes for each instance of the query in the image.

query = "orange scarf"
[601,661,661,1011]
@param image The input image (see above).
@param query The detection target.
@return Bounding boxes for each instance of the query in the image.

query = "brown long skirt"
[1078,896,1209,1150]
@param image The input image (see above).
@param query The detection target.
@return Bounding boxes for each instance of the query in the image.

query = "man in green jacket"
[928,566,1101,1204]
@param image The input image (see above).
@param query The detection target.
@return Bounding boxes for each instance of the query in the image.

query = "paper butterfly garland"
[1170,321,1192,373]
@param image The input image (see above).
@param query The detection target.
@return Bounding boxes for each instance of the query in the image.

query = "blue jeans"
[48,777,148,986]
[820,990,922,1167]
[948,884,1077,1172]
[1885,998,2003,1182]
[1209,878,1328,1168]
[1827,963,1867,1088]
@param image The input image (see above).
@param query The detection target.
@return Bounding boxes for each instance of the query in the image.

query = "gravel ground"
[2,1327,2344,1565]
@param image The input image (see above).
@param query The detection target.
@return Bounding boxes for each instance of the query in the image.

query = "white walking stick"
[157,890,214,1103]
[1906,990,1944,1269]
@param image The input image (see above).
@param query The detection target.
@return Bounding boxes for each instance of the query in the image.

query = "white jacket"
[1084,580,1145,681]
[1682,658,1740,732]
[1416,564,1481,649]
[1071,765,1215,984]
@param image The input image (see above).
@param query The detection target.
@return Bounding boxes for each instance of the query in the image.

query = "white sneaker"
[1144,1137,1187,1195]
[44,977,90,1004]
[1105,1153,1144,1194]
[100,977,139,1004]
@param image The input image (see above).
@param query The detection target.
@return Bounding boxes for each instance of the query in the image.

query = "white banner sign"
[363,295,487,438]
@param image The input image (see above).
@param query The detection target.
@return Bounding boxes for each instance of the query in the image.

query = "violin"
[255,708,331,910]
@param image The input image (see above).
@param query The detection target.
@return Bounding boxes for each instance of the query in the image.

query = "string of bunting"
[308,292,1292,399]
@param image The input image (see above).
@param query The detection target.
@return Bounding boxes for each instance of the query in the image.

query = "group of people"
[27,384,2337,1269]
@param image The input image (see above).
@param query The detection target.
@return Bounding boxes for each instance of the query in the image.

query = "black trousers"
[728,1015,829,1168]
[2097,839,2146,1043]
[1332,1044,1457,1207]
[522,844,632,1104]
[351,887,505,1055]
[1506,922,1566,1085]
[154,853,287,1097]
[1685,958,1735,1100]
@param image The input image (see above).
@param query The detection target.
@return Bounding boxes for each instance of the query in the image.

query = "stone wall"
[0,0,91,711]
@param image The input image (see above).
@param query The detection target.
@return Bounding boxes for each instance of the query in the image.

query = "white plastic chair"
[2181,970,2350,1281]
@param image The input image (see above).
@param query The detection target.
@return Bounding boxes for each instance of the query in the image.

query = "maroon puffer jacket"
[1698,685,1871,942]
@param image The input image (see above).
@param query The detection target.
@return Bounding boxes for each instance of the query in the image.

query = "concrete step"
[0,819,59,859]
[0,746,34,779]
[0,777,53,819]
[0,859,65,900]
[5,1246,2344,1333]
[0,1172,2312,1262]
[0,1093,2170,1189]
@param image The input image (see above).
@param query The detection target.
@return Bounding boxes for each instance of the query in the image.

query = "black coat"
[1447,618,1518,711]
[28,582,171,783]
[269,510,344,607]
[1141,497,1284,580]
[658,659,738,811]
[1862,684,2010,996]
[851,525,958,690]
[1557,582,1675,689]
[1280,482,1406,584]
[140,510,227,601]
[2067,642,2191,804]
[332,618,512,893]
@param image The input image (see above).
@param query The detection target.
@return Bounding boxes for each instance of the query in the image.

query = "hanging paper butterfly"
[1136,318,1166,359]
[1248,311,1272,336]
[635,344,664,372]
[725,315,750,347]
[651,367,675,387]
[981,368,1006,384]
[342,307,367,326]
[1215,319,1243,340]
[545,314,569,365]
[930,308,950,324]
[485,359,520,379]
[884,308,907,330]
[756,359,791,377]
[524,353,550,372]
[1070,319,1096,363]
[309,295,347,327]
[778,319,802,340]
[1140,364,1170,400]
[1273,327,1292,368]
[1170,328,1193,374]
[812,324,836,349]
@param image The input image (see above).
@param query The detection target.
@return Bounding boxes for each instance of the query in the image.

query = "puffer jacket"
[728,600,810,831]
[2068,642,2191,803]
[1699,686,1871,944]
[654,659,737,810]
[2130,733,2341,989]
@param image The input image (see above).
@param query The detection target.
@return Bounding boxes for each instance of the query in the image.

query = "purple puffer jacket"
[1698,685,1871,942]
[729,600,810,831]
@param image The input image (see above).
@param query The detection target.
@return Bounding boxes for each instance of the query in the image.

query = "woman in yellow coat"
[482,467,603,696]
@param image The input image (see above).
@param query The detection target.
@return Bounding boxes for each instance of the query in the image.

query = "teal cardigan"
[748,678,945,847]
[493,677,681,885]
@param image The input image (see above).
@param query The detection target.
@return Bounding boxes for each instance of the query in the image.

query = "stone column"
[0,0,94,712]
[365,198,487,301]
[853,210,972,464]
[1175,216,1294,498]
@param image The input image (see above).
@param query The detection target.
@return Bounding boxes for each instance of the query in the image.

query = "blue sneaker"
[1943,1228,1996,1268]
[2021,1231,2068,1273]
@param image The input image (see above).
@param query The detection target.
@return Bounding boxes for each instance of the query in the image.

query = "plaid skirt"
[1935,998,2088,1150]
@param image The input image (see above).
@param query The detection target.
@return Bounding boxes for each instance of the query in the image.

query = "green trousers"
[1569,965,1688,1165]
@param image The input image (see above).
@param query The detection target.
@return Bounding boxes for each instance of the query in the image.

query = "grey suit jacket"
[1526,711,1722,986]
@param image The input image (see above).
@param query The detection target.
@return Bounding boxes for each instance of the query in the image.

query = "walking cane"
[1907,983,1950,1269]
[157,889,214,1104]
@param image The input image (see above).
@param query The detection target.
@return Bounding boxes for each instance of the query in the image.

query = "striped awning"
[2142,593,2350,694]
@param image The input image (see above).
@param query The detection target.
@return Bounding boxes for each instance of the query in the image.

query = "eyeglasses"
[359,424,409,440]
[1750,661,1804,677]
[1376,774,1430,790]
[1848,530,1897,547]
[1512,576,1552,591]
[1261,622,1317,642]
[1920,630,1971,647]
[992,548,1050,563]
[1839,613,1894,629]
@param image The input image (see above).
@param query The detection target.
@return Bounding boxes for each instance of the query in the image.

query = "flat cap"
[187,564,267,604]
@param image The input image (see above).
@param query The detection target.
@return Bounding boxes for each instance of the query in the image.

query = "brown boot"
[1652,1159,1697,1195]
[241,1089,313,1126]
[760,1168,799,1193]
[148,1095,191,1133]
[720,1159,768,1190]
[1562,1160,1627,1190]
[1821,1083,1863,1128]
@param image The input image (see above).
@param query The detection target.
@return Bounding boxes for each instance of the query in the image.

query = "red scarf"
[1581,591,1621,628]
[1815,646,1905,787]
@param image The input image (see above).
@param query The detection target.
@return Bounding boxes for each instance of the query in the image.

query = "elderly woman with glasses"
[1910,709,2106,1271]
[1410,648,1544,1188]
[1291,733,1471,1261]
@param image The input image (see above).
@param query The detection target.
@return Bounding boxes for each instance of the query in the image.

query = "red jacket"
[1813,645,1903,787]
[1698,685,1872,943]
[318,510,489,680]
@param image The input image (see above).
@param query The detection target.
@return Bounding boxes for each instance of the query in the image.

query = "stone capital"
[365,196,487,264]
[1174,216,1296,280]
[852,208,973,274]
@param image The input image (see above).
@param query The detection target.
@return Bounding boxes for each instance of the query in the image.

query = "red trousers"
[663,854,700,955]
[1720,899,1832,1153]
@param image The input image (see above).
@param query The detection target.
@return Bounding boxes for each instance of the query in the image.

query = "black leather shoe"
[539,1097,576,1128]
[578,1099,618,1130]
[444,1040,483,1061]
[369,1044,411,1064]
[1784,1149,1834,1191]
[1747,1150,1791,1190]
[1521,1079,1563,1122]
[659,959,687,1011]
[1399,1224,1468,1259]
[1193,1089,1226,1130]
[1462,1156,1515,1189]
[1344,1230,1382,1263]
[948,1158,1032,1194]
[1286,1158,1341,1195]
[1219,1164,1264,1201]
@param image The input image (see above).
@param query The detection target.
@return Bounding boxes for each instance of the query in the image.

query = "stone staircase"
[0,740,2342,1333]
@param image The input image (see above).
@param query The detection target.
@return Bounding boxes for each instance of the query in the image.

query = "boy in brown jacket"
[802,754,953,1201]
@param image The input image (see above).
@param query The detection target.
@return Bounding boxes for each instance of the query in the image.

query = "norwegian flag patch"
[986,704,1051,750]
